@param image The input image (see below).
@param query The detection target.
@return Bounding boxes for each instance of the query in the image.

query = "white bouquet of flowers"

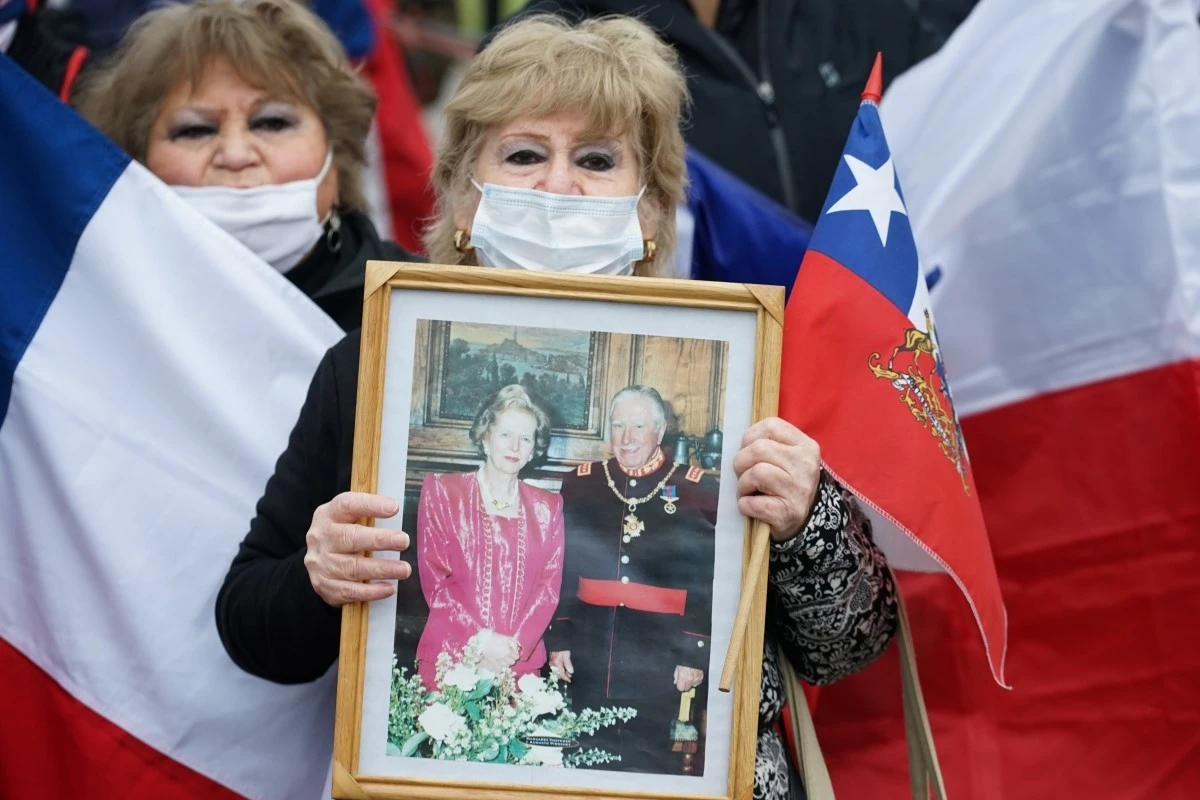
[388,633,636,767]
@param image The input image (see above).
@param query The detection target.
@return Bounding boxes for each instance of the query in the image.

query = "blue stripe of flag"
[685,148,814,297]
[805,103,921,316]
[0,54,129,425]
[0,0,23,26]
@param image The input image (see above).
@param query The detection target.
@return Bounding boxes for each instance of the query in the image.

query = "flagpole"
[719,520,772,691]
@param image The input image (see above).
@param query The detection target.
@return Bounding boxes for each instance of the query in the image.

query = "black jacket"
[549,459,718,691]
[289,210,414,332]
[213,216,418,678]
[497,0,942,223]
[215,330,363,683]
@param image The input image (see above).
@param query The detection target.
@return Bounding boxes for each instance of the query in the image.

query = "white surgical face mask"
[171,151,333,274]
[469,181,645,276]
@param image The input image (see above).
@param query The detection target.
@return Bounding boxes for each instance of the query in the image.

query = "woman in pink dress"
[416,384,564,688]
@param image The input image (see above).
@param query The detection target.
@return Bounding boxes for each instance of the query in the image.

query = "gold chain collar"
[602,459,679,539]
[602,459,678,506]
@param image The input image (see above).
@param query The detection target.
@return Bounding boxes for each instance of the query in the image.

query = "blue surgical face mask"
[469,181,645,275]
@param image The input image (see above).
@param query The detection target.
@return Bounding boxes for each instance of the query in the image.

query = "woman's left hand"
[733,417,822,543]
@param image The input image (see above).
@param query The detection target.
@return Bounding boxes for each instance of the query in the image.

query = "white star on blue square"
[807,103,921,315]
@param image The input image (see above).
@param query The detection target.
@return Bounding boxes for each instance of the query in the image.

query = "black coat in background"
[492,0,943,224]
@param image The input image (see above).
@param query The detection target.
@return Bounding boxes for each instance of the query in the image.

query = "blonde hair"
[470,384,553,458]
[424,15,689,275]
[74,0,376,213]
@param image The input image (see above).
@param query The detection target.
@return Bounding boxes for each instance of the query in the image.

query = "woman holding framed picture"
[217,14,898,800]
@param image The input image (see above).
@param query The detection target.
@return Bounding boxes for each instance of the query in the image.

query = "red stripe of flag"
[815,359,1200,797]
[0,640,243,799]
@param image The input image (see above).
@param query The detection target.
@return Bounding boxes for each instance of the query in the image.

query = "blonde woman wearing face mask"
[70,0,417,331]
[218,17,898,799]
[422,16,685,276]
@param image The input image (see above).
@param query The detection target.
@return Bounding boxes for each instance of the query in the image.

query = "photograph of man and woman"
[386,319,729,776]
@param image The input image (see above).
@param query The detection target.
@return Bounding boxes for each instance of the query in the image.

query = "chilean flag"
[780,56,1008,686]
[0,53,341,798]
[810,0,1200,796]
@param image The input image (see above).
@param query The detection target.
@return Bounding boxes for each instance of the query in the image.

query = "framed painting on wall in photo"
[333,263,783,800]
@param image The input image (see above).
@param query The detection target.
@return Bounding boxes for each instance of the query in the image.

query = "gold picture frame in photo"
[333,262,783,800]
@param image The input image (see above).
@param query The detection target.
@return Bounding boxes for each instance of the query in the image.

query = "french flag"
[780,56,1008,687]
[811,0,1200,797]
[0,54,341,798]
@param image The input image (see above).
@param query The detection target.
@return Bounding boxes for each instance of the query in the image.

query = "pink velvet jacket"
[415,471,564,688]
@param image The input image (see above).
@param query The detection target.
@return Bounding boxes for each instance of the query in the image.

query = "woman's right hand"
[479,632,521,672]
[303,491,411,607]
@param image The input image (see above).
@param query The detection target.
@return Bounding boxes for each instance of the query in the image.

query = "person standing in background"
[490,0,943,224]
[1,0,435,253]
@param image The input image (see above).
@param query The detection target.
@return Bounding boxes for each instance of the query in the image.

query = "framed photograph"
[334,263,783,800]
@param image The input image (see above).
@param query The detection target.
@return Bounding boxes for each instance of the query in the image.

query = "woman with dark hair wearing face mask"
[218,17,897,799]
[67,0,416,331]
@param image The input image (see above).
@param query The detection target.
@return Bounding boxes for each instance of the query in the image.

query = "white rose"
[443,663,481,692]
[516,673,546,696]
[529,688,565,717]
[515,674,564,716]
[418,703,467,742]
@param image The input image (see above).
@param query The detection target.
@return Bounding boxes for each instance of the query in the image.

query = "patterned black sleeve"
[765,470,898,685]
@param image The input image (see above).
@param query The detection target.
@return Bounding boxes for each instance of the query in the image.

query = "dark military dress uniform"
[547,450,718,773]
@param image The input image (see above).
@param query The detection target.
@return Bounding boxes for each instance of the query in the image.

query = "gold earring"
[454,230,474,253]
[642,239,657,263]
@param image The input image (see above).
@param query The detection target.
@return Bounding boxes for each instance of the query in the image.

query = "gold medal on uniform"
[604,460,678,541]
[623,504,645,538]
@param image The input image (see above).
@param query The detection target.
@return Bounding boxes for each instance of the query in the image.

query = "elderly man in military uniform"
[547,385,717,773]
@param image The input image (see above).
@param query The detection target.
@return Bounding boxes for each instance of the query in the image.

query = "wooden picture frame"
[334,263,783,800]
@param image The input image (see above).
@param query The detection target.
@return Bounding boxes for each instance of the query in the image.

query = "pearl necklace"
[476,468,519,511]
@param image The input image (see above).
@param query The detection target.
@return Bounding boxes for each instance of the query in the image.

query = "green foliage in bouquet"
[386,658,428,758]
[386,634,636,767]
